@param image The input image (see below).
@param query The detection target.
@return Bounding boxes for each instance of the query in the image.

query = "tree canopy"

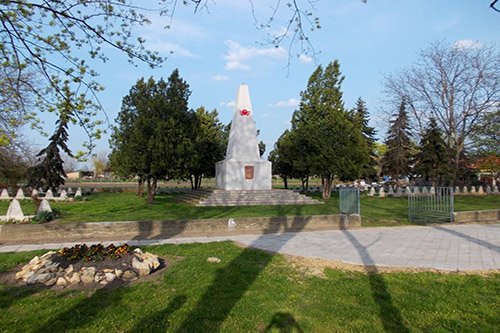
[110,70,193,204]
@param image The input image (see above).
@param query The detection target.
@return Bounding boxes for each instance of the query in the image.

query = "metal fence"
[339,187,360,215]
[408,187,454,223]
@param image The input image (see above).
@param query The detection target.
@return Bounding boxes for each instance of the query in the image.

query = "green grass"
[0,242,499,332]
[0,193,499,226]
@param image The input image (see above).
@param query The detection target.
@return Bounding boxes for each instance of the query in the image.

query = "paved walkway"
[1,224,499,271]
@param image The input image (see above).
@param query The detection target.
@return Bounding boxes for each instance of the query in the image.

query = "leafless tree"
[383,41,500,164]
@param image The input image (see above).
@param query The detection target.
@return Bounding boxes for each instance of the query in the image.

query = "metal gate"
[408,187,454,223]
[339,187,360,215]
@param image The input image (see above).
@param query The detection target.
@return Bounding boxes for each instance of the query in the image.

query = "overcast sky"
[26,0,500,162]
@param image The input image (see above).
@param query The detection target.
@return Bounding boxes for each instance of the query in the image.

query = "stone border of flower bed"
[14,246,161,288]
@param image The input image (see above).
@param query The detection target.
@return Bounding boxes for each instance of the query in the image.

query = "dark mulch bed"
[0,250,183,292]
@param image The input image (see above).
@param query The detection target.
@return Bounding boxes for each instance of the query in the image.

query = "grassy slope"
[0,193,499,226]
[0,242,499,332]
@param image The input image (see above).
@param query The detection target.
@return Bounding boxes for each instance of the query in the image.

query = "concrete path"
[1,224,499,271]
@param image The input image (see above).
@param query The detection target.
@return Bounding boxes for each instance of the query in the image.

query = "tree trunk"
[190,176,194,190]
[146,178,157,205]
[321,175,333,200]
[137,177,144,197]
[283,175,288,189]
[197,176,202,189]
[303,176,309,195]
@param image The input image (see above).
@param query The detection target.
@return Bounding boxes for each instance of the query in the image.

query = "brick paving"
[1,224,499,271]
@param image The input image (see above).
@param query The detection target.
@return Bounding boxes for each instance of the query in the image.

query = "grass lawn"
[0,242,499,332]
[0,193,499,226]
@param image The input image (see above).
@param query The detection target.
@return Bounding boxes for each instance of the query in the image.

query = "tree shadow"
[432,225,500,254]
[341,226,409,332]
[263,312,304,332]
[128,295,187,332]
[175,215,311,332]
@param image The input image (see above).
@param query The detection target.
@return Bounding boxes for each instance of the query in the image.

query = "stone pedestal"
[216,84,271,190]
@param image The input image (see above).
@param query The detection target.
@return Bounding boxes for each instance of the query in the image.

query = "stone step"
[175,189,322,206]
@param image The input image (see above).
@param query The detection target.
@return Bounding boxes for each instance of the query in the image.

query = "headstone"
[368,187,375,196]
[45,189,54,199]
[462,186,468,194]
[413,187,420,194]
[429,186,435,195]
[378,187,385,198]
[67,187,73,195]
[477,186,484,195]
[38,187,44,194]
[59,190,67,199]
[405,186,411,195]
[0,189,9,199]
[31,189,38,197]
[77,187,82,193]
[454,186,461,194]
[387,185,394,196]
[470,186,476,195]
[493,185,499,194]
[37,199,52,214]
[74,189,82,197]
[395,187,403,197]
[486,185,492,194]
[422,187,428,194]
[5,199,24,221]
[15,188,25,199]
[215,84,271,190]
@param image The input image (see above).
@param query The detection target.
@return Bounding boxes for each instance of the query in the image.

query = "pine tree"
[292,61,368,199]
[414,118,454,185]
[381,98,413,180]
[353,97,377,179]
[28,115,72,191]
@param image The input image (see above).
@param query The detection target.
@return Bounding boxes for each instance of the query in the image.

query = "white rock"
[207,257,221,263]
[122,270,138,281]
[56,277,67,286]
[132,257,151,276]
[114,269,123,278]
[41,251,56,259]
[45,277,57,286]
[15,268,29,280]
[105,273,116,282]
[81,267,96,284]
[29,256,41,266]
[69,273,81,284]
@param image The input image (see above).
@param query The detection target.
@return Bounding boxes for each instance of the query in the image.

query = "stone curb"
[0,214,361,245]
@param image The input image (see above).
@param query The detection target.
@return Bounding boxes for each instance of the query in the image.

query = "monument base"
[215,159,271,190]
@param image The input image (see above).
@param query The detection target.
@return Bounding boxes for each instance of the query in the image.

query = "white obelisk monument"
[215,84,272,190]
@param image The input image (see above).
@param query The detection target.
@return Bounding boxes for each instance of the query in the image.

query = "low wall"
[0,214,361,245]
[454,209,500,223]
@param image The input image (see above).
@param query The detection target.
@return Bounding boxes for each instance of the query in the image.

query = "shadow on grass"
[129,294,187,332]
[341,226,409,332]
[264,312,304,332]
[174,215,311,332]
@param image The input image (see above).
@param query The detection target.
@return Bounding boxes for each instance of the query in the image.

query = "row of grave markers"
[0,199,52,222]
[290,184,500,196]
[367,185,500,197]
[0,188,82,200]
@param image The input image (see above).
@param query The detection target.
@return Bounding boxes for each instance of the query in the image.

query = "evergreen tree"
[28,115,72,191]
[186,107,226,190]
[268,130,295,189]
[110,70,193,204]
[292,61,367,199]
[381,98,413,179]
[353,97,377,179]
[413,118,454,185]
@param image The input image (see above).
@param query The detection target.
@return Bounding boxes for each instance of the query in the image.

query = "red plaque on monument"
[245,166,254,179]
